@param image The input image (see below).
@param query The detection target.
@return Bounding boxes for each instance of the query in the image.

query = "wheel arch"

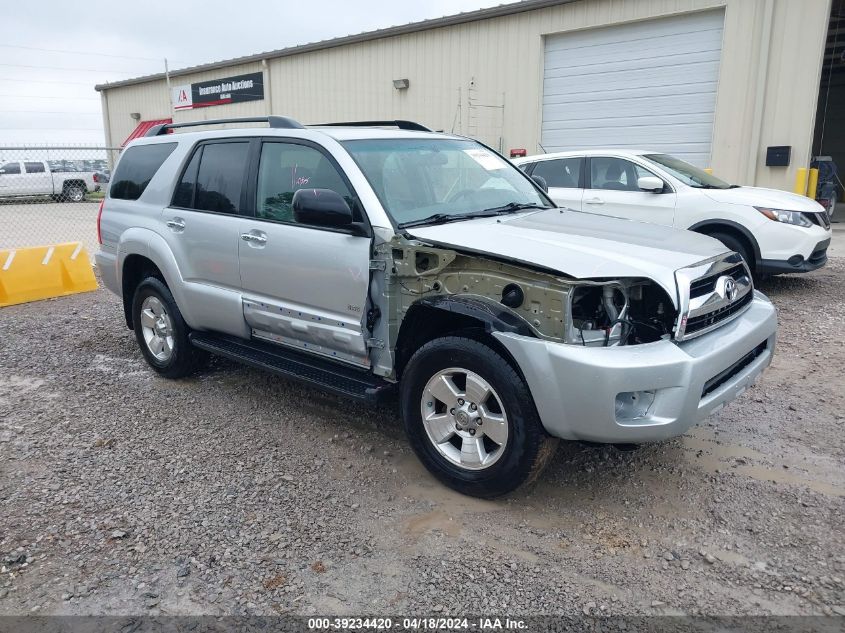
[61,179,88,192]
[688,219,761,266]
[121,254,165,328]
[394,295,534,380]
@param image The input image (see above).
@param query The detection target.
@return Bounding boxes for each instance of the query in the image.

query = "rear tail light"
[93,173,100,183]
[96,198,105,244]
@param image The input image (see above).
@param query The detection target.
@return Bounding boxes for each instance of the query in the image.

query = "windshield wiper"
[481,202,549,214]
[398,203,547,229]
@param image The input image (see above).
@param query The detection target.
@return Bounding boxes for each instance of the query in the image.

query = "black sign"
[173,72,264,110]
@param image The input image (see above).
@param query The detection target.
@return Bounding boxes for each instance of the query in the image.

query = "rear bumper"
[758,238,830,274]
[94,250,120,296]
[493,291,777,443]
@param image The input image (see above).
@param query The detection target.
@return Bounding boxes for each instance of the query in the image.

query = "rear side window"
[24,162,45,173]
[172,141,250,214]
[532,158,582,188]
[110,142,177,200]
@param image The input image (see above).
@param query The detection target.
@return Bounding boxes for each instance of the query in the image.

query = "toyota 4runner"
[96,116,778,498]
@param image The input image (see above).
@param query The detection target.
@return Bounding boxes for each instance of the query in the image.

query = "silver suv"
[97,116,777,498]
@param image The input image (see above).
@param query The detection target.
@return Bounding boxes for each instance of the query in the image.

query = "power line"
[0,43,185,63]
[0,110,101,115]
[0,94,100,101]
[0,62,154,74]
[0,77,97,86]
[0,127,103,130]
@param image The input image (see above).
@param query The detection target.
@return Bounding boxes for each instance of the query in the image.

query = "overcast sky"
[0,0,513,147]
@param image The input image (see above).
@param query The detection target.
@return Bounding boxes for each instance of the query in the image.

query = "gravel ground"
[0,259,844,617]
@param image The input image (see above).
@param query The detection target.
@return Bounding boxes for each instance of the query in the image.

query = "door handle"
[240,232,267,245]
[584,197,605,205]
[166,218,186,230]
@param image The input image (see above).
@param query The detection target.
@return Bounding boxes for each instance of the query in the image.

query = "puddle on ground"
[682,428,844,497]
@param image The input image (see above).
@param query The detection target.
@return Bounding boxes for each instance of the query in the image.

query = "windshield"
[342,138,551,226]
[643,154,733,189]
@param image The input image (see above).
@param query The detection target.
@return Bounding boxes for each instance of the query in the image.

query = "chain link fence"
[0,146,121,256]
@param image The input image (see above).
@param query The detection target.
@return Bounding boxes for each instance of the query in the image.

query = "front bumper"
[493,291,777,443]
[758,238,830,274]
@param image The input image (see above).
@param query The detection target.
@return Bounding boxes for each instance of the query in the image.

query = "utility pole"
[164,58,174,117]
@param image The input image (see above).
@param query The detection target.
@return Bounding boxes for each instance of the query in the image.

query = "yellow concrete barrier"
[793,167,808,195]
[0,242,98,308]
[807,167,819,200]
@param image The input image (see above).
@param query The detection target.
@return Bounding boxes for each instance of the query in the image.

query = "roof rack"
[145,115,304,137]
[312,120,432,132]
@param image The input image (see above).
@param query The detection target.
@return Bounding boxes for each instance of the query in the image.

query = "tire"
[400,336,558,498]
[131,277,204,378]
[62,184,85,203]
[707,231,754,272]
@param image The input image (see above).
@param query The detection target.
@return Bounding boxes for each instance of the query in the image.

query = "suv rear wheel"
[401,336,558,498]
[131,277,205,378]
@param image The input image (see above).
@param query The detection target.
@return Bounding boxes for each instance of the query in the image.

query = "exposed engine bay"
[566,280,676,346]
[377,238,679,351]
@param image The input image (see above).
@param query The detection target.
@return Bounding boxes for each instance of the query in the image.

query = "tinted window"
[256,142,354,223]
[589,157,658,192]
[194,142,249,214]
[531,158,581,188]
[172,149,201,208]
[24,162,45,173]
[0,162,21,175]
[110,143,177,200]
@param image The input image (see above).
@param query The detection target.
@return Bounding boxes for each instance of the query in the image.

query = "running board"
[189,332,394,403]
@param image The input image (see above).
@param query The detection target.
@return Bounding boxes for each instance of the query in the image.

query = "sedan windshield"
[342,138,551,227]
[644,153,734,189]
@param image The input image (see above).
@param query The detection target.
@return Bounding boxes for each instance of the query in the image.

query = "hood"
[406,209,728,304]
[701,186,826,212]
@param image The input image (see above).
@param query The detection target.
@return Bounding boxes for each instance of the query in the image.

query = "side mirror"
[292,188,353,228]
[638,176,664,193]
[532,174,549,193]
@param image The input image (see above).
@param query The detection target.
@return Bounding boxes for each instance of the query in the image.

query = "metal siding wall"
[101,0,830,191]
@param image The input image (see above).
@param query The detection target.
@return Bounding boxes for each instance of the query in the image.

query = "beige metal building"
[96,0,839,194]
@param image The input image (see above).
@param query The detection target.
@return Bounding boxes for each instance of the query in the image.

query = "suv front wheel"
[132,277,205,378]
[401,336,558,498]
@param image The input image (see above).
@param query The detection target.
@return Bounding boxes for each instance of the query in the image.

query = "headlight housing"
[755,207,812,228]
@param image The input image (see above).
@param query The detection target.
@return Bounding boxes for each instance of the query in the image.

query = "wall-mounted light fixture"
[130,112,141,120]
[392,78,410,90]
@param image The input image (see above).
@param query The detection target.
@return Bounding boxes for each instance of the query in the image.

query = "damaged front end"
[368,234,679,378]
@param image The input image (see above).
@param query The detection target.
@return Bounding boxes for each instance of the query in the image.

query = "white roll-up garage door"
[542,10,725,166]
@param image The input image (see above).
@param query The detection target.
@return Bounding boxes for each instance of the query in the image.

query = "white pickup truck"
[0,160,99,202]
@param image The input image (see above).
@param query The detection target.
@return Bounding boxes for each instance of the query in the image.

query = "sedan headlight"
[755,207,812,228]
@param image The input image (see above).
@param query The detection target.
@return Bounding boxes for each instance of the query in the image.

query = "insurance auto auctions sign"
[171,71,264,110]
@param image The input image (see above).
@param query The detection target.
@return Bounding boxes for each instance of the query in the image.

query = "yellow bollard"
[807,167,819,200]
[793,168,808,196]
[0,242,98,308]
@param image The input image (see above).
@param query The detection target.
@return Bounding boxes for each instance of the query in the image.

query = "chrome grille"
[675,254,754,341]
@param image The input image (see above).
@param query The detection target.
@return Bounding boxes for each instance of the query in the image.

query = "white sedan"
[514,149,832,276]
